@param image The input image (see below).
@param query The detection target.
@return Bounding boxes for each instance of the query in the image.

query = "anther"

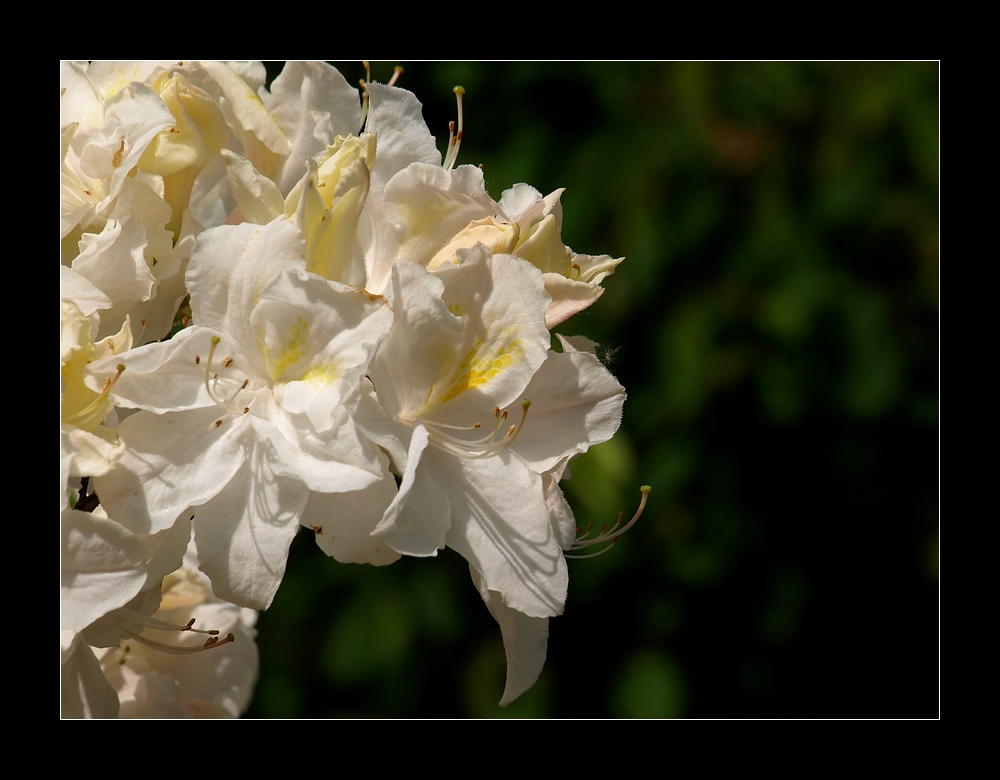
[566,486,651,559]
[195,355,200,365]
[223,356,233,368]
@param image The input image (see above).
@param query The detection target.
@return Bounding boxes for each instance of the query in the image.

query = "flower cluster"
[61,60,645,715]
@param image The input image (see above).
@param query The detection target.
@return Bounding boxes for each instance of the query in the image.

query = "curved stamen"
[443,86,465,171]
[112,606,219,636]
[421,400,530,459]
[66,364,125,429]
[359,61,372,131]
[200,336,252,425]
[566,485,651,559]
[103,609,235,656]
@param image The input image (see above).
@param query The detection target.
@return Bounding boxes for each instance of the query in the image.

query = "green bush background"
[246,61,938,718]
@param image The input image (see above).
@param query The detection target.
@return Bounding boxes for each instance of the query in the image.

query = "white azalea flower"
[363,245,627,704]
[60,61,638,714]
[60,501,192,719]
[354,82,622,325]
[97,546,259,719]
[90,219,393,608]
[60,299,131,481]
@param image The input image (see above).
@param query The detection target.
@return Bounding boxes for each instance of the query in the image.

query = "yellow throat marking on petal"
[265,316,310,383]
[299,362,340,388]
[427,327,522,410]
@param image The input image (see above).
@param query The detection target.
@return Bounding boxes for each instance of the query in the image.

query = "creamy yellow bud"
[512,213,572,276]
[427,217,521,271]
[315,134,376,209]
[61,301,132,432]
[139,72,228,237]
[140,72,226,177]
[289,134,376,282]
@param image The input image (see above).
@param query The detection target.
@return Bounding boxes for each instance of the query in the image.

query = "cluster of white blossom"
[61,60,647,717]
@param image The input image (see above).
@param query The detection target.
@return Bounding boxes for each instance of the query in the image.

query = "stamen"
[359,61,372,130]
[387,65,403,87]
[113,607,219,635]
[103,608,236,656]
[566,485,651,559]
[443,86,466,171]
[66,364,125,429]
[200,336,253,427]
[418,399,530,459]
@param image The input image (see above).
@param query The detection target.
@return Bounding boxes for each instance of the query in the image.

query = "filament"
[418,400,530,459]
[65,364,125,429]
[443,86,465,171]
[566,485,651,559]
[103,608,235,656]
[199,336,252,428]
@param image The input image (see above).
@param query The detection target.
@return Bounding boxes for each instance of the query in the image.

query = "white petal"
[193,442,308,610]
[61,632,120,718]
[541,273,606,328]
[61,510,148,633]
[510,344,625,473]
[269,62,361,195]
[470,566,550,707]
[72,212,156,307]
[438,451,568,619]
[186,220,307,378]
[301,465,400,567]
[364,83,440,179]
[221,148,285,225]
[88,326,223,413]
[60,265,111,316]
[373,424,452,557]
[369,261,463,420]
[94,408,250,534]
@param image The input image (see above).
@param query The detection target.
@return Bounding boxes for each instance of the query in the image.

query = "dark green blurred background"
[247,62,938,718]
